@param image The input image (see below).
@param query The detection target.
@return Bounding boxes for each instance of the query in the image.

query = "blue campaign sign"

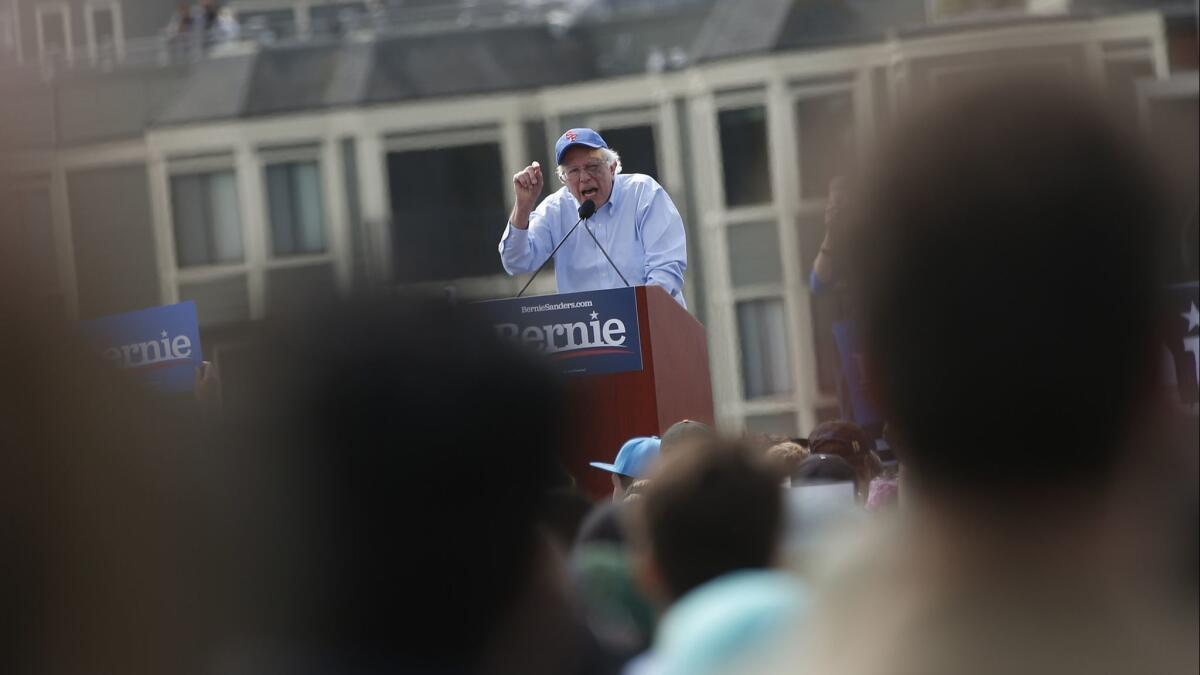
[476,288,644,377]
[79,301,204,393]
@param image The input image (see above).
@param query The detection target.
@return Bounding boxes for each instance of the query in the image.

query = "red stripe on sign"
[549,349,630,361]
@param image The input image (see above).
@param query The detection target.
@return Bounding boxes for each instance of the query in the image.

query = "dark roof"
[364,26,593,103]
[156,54,257,125]
[693,0,927,62]
[0,0,1189,147]
[244,42,372,116]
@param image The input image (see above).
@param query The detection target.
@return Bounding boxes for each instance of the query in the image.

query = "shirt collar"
[568,174,622,213]
[602,173,623,212]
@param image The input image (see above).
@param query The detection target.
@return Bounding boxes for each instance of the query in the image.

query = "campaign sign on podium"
[476,288,643,377]
[80,301,204,393]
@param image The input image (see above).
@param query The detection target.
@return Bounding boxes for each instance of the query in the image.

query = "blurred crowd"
[168,0,240,50]
[1,76,1196,675]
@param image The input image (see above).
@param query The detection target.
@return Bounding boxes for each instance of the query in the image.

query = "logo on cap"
[565,130,578,142]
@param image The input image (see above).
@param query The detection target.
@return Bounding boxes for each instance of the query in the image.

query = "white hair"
[557,147,622,182]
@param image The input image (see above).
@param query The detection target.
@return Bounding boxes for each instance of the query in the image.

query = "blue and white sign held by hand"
[477,287,643,377]
[80,301,204,393]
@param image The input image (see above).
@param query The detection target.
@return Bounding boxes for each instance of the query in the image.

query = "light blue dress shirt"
[498,173,688,308]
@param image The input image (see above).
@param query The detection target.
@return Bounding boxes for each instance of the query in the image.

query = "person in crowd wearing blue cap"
[499,128,690,308]
[590,435,662,502]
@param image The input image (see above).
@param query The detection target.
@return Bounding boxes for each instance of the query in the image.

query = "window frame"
[35,1,72,64]
[713,93,774,214]
[166,154,247,277]
[258,145,333,265]
[382,124,511,286]
[83,0,123,64]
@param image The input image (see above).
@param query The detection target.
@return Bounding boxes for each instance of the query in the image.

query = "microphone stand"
[516,199,596,298]
[584,221,630,287]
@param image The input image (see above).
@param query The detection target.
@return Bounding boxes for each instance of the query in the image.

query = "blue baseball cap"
[555,128,609,165]
[590,436,661,479]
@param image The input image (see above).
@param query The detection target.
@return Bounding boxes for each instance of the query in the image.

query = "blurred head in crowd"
[845,75,1168,508]
[765,441,809,483]
[0,268,222,673]
[660,419,717,456]
[541,487,595,553]
[212,296,585,673]
[790,453,857,486]
[631,441,783,606]
[590,436,661,502]
[806,420,879,499]
[865,474,900,512]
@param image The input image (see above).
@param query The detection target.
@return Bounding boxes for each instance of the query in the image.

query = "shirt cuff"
[502,222,530,246]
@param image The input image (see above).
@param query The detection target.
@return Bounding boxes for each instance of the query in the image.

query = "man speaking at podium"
[498,128,689,308]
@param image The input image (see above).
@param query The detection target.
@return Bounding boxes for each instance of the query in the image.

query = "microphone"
[516,199,595,298]
[577,199,596,219]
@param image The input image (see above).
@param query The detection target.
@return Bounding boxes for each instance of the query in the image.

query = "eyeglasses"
[559,161,608,183]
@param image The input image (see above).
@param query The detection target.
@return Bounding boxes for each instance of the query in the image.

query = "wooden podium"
[477,285,714,499]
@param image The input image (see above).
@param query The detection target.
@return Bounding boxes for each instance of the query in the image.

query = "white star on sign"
[161,330,168,338]
[1183,302,1200,332]
[589,311,599,320]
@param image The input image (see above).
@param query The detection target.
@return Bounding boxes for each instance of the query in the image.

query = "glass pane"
[266,164,296,255]
[292,162,326,253]
[726,220,782,287]
[597,125,658,181]
[744,412,797,438]
[92,8,116,44]
[737,297,792,399]
[171,174,211,267]
[718,106,772,207]
[208,172,244,263]
[40,12,67,51]
[388,142,506,283]
[795,92,854,200]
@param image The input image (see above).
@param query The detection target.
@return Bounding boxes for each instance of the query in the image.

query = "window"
[0,10,16,58]
[744,412,798,438]
[737,297,792,399]
[596,125,659,181]
[85,1,123,62]
[170,171,244,267]
[265,161,326,256]
[794,92,854,200]
[387,141,506,283]
[718,106,772,207]
[0,185,58,293]
[36,3,72,62]
[726,220,782,288]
